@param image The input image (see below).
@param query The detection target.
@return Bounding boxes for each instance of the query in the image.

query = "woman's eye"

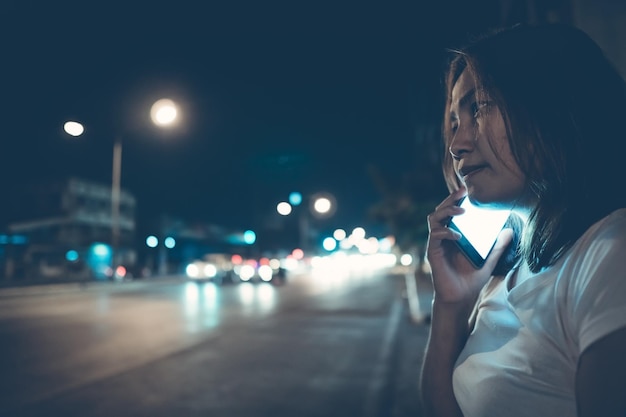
[472,101,490,118]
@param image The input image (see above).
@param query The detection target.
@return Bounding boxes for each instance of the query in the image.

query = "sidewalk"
[387,303,431,417]
[380,267,433,417]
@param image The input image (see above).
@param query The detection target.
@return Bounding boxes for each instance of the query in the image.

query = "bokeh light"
[63,121,84,137]
[164,237,176,248]
[289,191,302,206]
[277,202,292,216]
[146,235,158,248]
[243,230,256,244]
[333,229,346,240]
[313,197,332,214]
[150,98,178,127]
[322,237,337,251]
[400,254,413,266]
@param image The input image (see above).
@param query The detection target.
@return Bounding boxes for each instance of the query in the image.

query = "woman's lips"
[460,165,486,181]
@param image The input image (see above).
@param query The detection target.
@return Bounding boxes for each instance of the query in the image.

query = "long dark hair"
[442,24,626,273]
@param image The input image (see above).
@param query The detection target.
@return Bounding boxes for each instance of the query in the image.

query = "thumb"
[482,228,514,273]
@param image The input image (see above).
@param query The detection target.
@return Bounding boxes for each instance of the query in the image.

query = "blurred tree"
[367,125,447,257]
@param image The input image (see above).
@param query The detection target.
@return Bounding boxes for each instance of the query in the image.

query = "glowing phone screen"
[449,197,511,262]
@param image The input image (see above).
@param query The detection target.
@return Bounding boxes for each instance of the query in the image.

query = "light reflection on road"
[182,282,221,333]
[237,282,277,316]
[181,281,279,333]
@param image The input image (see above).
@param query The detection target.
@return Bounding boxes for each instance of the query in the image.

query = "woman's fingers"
[428,202,465,234]
[427,191,468,256]
[435,186,467,211]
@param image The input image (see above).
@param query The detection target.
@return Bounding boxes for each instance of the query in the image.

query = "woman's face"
[448,68,526,208]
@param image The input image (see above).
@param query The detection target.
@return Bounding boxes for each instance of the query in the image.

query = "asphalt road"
[0,267,432,417]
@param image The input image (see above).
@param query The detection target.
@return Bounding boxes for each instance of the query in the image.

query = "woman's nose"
[449,123,475,160]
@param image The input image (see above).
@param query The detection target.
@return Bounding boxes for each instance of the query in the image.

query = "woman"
[420,24,626,416]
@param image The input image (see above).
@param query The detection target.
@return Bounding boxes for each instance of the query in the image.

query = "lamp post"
[110,135,122,264]
[63,98,179,269]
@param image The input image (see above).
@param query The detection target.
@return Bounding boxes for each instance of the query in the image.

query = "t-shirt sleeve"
[566,211,626,353]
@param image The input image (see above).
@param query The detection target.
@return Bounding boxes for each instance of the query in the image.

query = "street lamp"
[150,99,178,127]
[63,98,179,268]
[308,192,337,219]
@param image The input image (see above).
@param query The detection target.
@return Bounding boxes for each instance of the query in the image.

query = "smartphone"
[447,196,512,268]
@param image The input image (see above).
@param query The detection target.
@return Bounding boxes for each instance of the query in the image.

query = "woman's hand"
[426,186,513,305]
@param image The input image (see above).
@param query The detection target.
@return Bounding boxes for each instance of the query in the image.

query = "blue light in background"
[226,234,244,245]
[289,191,302,206]
[227,230,258,245]
[65,250,79,262]
[0,235,28,245]
[243,230,256,245]
[146,235,158,248]
[11,235,28,244]
[164,237,176,248]
[92,243,110,257]
[87,243,112,280]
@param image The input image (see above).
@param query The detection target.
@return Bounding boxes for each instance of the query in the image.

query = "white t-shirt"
[453,209,626,417]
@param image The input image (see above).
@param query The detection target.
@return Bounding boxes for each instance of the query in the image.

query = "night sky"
[1,0,502,237]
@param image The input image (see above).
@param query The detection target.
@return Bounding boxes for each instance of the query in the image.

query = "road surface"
[0,267,431,417]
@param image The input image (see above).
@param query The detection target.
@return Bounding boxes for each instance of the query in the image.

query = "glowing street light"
[313,197,332,215]
[309,192,336,219]
[150,98,179,127]
[63,121,84,137]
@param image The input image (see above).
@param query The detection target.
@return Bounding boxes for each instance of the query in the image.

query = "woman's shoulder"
[585,208,626,240]
[558,209,626,352]
[568,208,626,263]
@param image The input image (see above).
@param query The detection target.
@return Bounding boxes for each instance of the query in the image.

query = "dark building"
[3,177,136,281]
[0,176,254,282]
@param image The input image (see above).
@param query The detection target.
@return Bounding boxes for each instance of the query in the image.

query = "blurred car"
[234,258,286,284]
[185,253,238,284]
[186,254,286,285]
